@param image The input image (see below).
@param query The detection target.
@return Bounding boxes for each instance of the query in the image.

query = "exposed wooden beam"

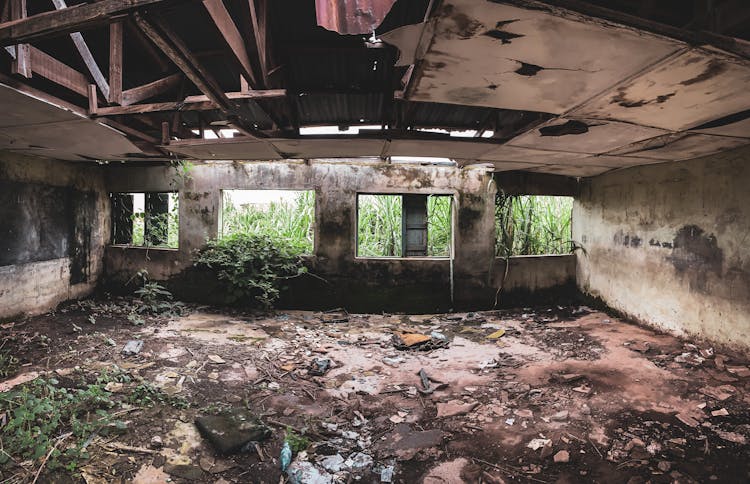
[50,0,109,99]
[29,46,88,97]
[0,0,179,47]
[95,89,286,115]
[9,0,30,78]
[109,21,123,104]
[121,72,182,106]
[247,0,267,87]
[87,83,97,114]
[133,12,232,112]
[202,0,257,88]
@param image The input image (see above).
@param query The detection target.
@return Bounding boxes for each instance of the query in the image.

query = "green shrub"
[193,233,307,308]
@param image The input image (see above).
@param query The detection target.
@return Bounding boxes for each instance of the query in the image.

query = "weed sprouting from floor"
[126,383,189,409]
[129,269,185,322]
[0,375,126,472]
[194,233,308,308]
[284,427,311,453]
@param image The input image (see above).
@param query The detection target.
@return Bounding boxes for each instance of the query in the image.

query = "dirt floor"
[1,300,750,483]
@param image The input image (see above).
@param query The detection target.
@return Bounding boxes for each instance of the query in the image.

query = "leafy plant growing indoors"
[194,233,308,308]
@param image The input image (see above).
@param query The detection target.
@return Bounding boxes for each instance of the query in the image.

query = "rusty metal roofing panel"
[315,0,398,35]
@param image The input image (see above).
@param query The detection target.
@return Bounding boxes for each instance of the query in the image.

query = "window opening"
[110,192,179,248]
[357,194,452,258]
[494,194,573,256]
[221,190,315,255]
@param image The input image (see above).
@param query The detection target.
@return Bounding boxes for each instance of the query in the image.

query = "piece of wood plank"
[109,21,122,103]
[94,89,286,115]
[247,0,267,86]
[133,12,232,112]
[0,0,178,46]
[161,121,170,145]
[50,0,109,99]
[203,0,256,88]
[88,83,97,114]
[9,0,30,78]
[29,46,88,97]
[121,73,182,106]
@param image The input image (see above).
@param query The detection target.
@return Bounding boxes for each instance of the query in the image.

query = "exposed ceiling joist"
[202,0,257,88]
[121,72,183,106]
[0,0,181,47]
[96,89,286,115]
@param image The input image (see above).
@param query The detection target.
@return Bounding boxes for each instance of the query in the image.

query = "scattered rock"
[711,408,729,417]
[527,438,551,450]
[287,460,333,484]
[345,452,374,470]
[207,354,226,364]
[715,430,746,444]
[553,450,570,463]
[150,435,163,449]
[657,461,671,472]
[700,385,736,401]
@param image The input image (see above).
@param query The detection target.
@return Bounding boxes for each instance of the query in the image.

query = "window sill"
[109,245,179,252]
[354,256,450,261]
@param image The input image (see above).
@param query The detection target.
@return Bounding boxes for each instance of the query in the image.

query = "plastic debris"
[487,329,506,339]
[280,441,292,472]
[122,340,143,356]
[309,358,331,376]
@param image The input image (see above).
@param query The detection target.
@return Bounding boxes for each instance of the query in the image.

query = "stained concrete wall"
[0,153,108,318]
[105,161,576,312]
[573,145,750,350]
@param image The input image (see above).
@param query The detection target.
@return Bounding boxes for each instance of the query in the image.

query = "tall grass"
[427,195,452,256]
[131,193,179,248]
[495,194,573,256]
[357,195,402,257]
[221,191,315,255]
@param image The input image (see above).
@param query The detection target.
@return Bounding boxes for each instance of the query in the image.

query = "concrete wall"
[574,145,750,350]
[0,153,108,318]
[105,161,576,312]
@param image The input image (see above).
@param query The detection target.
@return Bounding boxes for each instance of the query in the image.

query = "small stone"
[208,355,226,364]
[711,408,729,417]
[382,356,404,367]
[514,409,533,419]
[553,450,570,463]
[267,381,280,390]
[675,413,699,427]
[150,435,163,449]
[657,461,671,472]
[105,382,124,393]
[550,410,569,421]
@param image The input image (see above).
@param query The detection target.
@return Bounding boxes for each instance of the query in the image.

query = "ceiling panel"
[576,47,750,131]
[164,139,283,160]
[406,0,682,114]
[608,133,750,160]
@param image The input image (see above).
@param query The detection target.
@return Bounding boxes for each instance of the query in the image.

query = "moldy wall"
[0,153,108,318]
[573,145,750,350]
[105,161,576,312]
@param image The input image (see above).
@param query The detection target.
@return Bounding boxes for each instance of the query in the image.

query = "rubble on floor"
[1,301,749,483]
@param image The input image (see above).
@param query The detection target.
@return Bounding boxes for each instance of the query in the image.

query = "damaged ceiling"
[0,0,748,176]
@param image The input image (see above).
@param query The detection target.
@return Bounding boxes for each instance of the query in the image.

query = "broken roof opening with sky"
[0,0,748,176]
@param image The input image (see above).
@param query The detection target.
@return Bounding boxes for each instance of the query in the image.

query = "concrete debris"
[527,438,552,450]
[382,356,404,367]
[345,452,374,470]
[287,459,333,484]
[726,366,750,378]
[674,352,704,366]
[675,413,700,427]
[437,400,479,418]
[699,385,736,401]
[122,340,143,356]
[711,408,729,417]
[627,341,651,353]
[195,409,271,454]
[150,435,163,449]
[714,430,746,444]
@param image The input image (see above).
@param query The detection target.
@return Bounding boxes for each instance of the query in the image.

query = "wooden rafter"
[50,0,109,99]
[0,0,179,46]
[247,0,268,87]
[95,89,286,116]
[29,46,89,97]
[121,72,182,106]
[133,12,232,112]
[202,0,257,88]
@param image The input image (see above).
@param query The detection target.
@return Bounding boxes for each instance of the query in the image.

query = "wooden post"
[87,84,98,115]
[10,0,31,78]
[161,121,170,145]
[109,21,123,104]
